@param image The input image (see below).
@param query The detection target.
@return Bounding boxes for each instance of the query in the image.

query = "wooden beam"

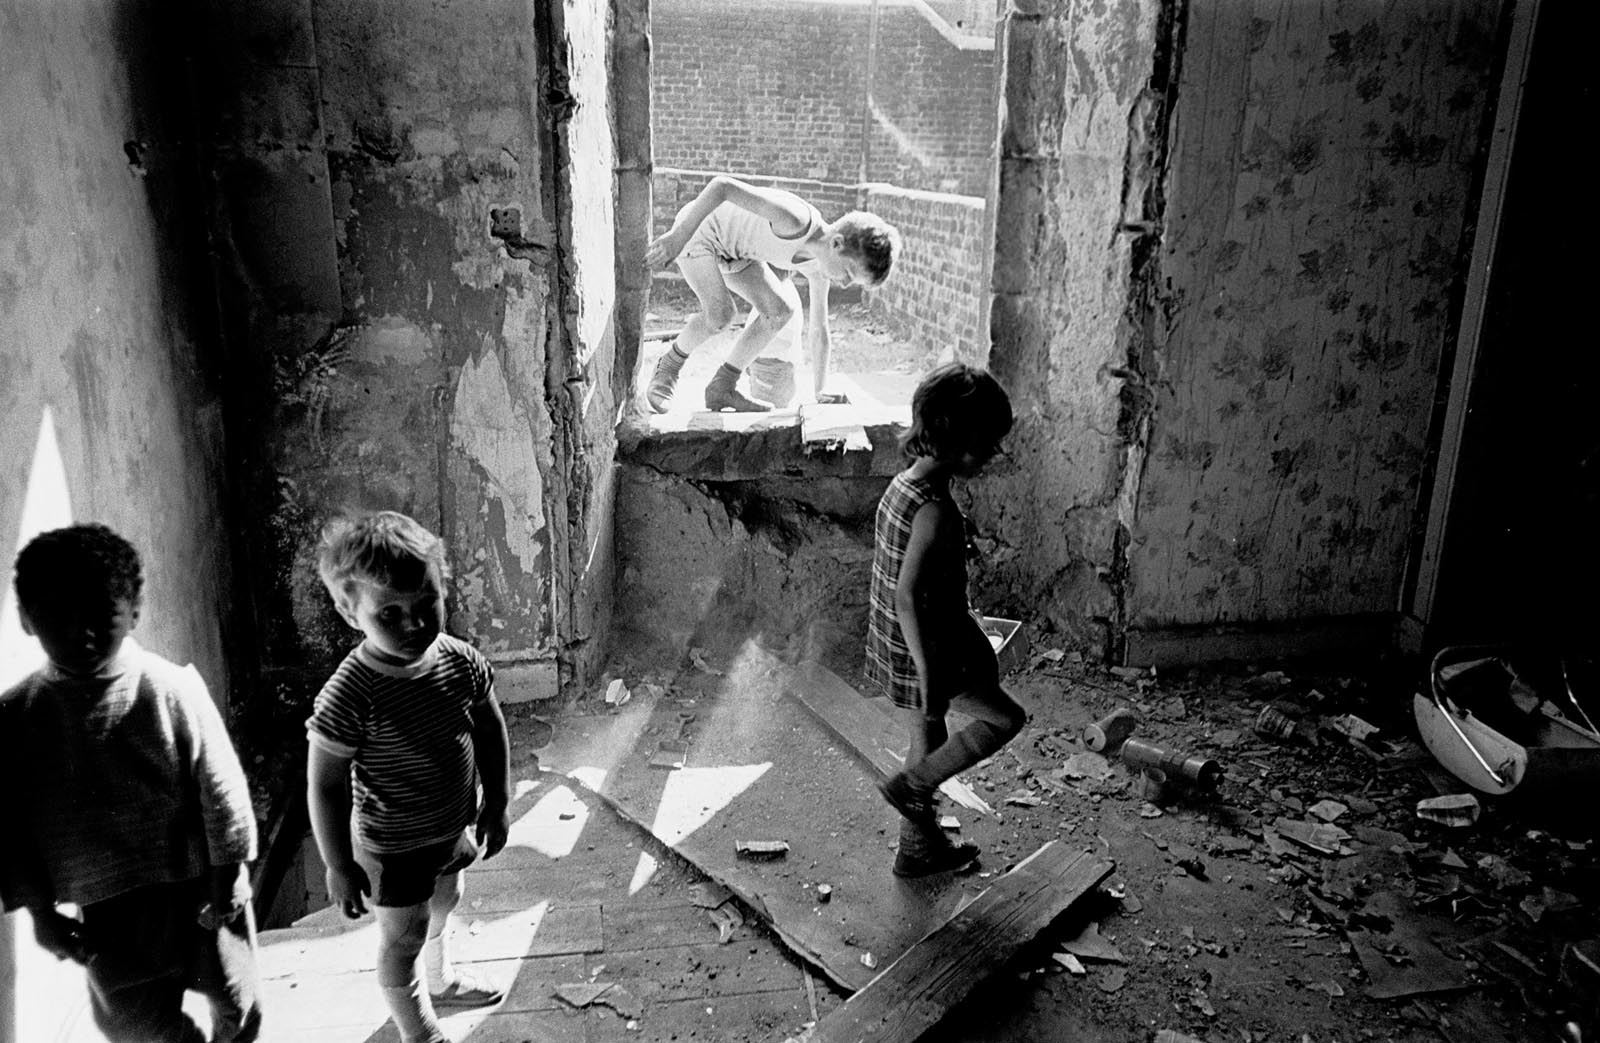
[788,660,994,815]
[800,842,1114,1043]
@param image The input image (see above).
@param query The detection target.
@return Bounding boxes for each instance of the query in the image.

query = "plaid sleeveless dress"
[864,470,970,709]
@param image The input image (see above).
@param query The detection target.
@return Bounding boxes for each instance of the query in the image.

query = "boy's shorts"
[355,827,480,908]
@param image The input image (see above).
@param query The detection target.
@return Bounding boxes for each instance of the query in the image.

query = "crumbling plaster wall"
[1123,1,1501,652]
[977,0,1164,650]
[199,0,613,723]
[0,0,236,696]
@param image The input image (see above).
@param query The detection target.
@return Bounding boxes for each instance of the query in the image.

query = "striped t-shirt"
[307,634,494,854]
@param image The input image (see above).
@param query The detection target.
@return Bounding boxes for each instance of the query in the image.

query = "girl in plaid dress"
[865,364,1027,876]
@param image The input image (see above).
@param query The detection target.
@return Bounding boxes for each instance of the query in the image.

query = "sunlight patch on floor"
[505,784,590,860]
[649,763,773,849]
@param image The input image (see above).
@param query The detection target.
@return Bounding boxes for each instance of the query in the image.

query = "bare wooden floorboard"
[799,842,1114,1043]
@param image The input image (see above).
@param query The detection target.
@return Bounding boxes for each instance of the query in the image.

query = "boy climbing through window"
[0,523,263,1042]
[306,511,512,1043]
[866,364,1028,876]
[644,174,902,412]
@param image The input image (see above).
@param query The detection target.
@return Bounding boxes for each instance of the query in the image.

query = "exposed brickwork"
[863,186,988,364]
[652,0,996,196]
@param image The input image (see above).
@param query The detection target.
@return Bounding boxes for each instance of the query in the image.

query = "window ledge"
[618,401,910,481]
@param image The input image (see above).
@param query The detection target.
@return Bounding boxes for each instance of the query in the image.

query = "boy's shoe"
[878,771,936,825]
[893,841,981,879]
[705,364,772,412]
[647,349,686,412]
[430,973,504,1009]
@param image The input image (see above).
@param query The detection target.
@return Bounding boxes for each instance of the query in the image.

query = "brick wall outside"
[863,185,988,364]
[652,0,995,196]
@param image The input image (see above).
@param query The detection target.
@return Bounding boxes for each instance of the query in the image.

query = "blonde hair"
[316,511,449,606]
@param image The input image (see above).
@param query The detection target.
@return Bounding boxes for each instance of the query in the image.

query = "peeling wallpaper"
[1127,0,1500,628]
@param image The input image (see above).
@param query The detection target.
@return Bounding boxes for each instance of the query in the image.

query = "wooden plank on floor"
[800,842,1113,1043]
[788,660,904,778]
[788,660,994,816]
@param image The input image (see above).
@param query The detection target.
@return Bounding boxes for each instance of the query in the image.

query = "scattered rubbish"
[555,981,640,1017]
[1139,767,1170,804]
[1307,979,1346,997]
[687,647,723,676]
[1137,802,1164,818]
[603,678,631,706]
[859,952,877,970]
[1095,966,1127,993]
[1308,799,1348,822]
[1060,750,1115,781]
[707,903,742,943]
[1109,665,1152,681]
[1059,922,1128,964]
[1120,738,1224,791]
[1272,817,1351,856]
[939,775,996,816]
[1440,849,1468,869]
[1004,789,1043,807]
[1254,701,1303,742]
[1175,855,1207,879]
[1476,853,1531,889]
[1242,669,1292,692]
[1522,886,1581,923]
[1052,951,1086,975]
[1210,727,1243,748]
[1328,713,1380,742]
[938,814,962,831]
[648,740,688,769]
[1189,988,1216,1016]
[1415,793,1481,828]
[688,881,733,909]
[1083,708,1140,752]
[816,883,833,903]
[735,840,790,860]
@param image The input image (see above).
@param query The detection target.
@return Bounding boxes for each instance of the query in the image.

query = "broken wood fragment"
[800,842,1113,1043]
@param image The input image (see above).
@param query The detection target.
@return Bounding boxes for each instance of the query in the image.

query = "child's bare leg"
[423,871,502,1007]
[905,685,1026,793]
[705,263,799,411]
[374,902,446,1043]
[648,255,737,412]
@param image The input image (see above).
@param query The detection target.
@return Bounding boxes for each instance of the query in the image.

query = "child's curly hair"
[316,511,449,606]
[14,523,144,613]
[902,363,1014,461]
[833,212,902,286]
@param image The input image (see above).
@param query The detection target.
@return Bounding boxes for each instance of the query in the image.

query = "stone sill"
[618,401,911,482]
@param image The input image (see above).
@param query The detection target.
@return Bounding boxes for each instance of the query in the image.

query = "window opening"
[637,0,1000,430]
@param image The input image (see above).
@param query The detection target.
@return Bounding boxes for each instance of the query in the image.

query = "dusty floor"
[585,639,1598,1043]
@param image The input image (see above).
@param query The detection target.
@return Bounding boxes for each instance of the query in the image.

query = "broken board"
[789,659,994,816]
[537,646,1007,991]
[801,842,1114,1043]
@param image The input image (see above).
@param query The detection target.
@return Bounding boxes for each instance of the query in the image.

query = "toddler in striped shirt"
[306,511,512,1043]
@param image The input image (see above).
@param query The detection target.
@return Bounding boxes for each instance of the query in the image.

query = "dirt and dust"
[582,640,1597,1043]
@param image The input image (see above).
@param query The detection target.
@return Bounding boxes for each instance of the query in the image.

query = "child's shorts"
[356,827,480,908]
